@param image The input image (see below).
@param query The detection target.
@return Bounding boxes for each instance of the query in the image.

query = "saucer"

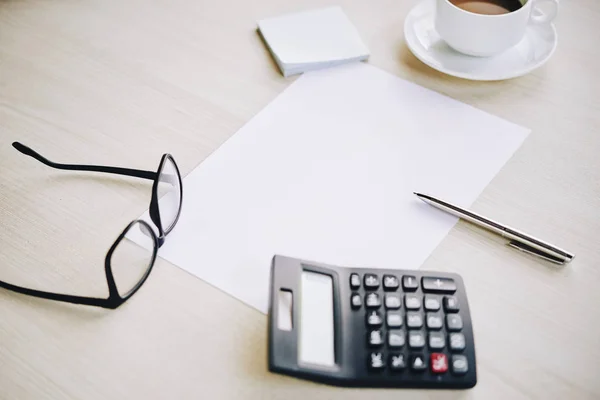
[404,0,557,81]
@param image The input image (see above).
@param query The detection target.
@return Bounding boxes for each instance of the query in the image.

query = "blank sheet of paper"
[128,63,529,313]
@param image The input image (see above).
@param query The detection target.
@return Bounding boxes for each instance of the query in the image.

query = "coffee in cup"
[449,0,523,15]
[435,0,558,57]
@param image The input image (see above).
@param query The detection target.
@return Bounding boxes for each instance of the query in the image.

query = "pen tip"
[414,192,434,202]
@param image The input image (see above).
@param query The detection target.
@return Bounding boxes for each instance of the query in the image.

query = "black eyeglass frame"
[0,142,183,309]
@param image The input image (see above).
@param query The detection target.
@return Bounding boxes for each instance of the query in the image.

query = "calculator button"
[369,352,385,370]
[366,311,383,327]
[350,273,361,290]
[384,294,401,309]
[430,353,448,374]
[364,274,379,289]
[388,329,405,347]
[443,296,459,312]
[446,314,463,331]
[424,296,441,311]
[402,275,418,291]
[368,330,384,347]
[451,355,468,375]
[422,277,457,293]
[449,333,466,351]
[389,354,406,371]
[429,332,445,349]
[386,312,403,328]
[410,354,427,371]
[351,293,362,309]
[404,294,421,310]
[426,313,443,330]
[365,293,381,308]
[383,275,399,290]
[408,331,425,349]
[406,312,423,328]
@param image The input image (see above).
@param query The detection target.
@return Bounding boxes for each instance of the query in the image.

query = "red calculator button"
[430,353,448,373]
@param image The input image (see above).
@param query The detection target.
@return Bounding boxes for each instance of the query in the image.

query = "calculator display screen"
[298,271,335,367]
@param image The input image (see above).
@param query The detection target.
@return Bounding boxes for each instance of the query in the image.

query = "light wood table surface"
[1,0,599,399]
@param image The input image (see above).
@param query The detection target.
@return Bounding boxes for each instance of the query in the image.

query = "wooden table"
[1,0,599,398]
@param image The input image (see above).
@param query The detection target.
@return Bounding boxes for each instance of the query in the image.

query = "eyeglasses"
[0,142,183,309]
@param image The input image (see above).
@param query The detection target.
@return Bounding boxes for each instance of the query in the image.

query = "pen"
[414,192,575,265]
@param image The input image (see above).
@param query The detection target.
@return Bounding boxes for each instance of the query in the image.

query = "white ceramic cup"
[434,0,558,57]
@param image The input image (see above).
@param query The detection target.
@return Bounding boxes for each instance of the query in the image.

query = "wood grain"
[1,0,599,399]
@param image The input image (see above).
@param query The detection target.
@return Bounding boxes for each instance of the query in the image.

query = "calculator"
[267,255,477,389]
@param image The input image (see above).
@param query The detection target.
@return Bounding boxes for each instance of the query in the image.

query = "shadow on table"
[238,317,476,399]
[397,39,547,99]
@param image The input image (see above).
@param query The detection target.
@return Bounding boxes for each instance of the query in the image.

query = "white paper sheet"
[128,63,529,313]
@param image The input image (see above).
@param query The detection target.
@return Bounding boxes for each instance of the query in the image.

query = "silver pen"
[414,192,575,265]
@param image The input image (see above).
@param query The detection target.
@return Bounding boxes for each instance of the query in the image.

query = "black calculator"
[267,255,477,389]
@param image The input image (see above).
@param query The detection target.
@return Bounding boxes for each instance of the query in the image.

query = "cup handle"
[530,0,559,24]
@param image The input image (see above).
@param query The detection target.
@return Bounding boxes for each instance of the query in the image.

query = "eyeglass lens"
[110,221,155,298]
[156,156,181,234]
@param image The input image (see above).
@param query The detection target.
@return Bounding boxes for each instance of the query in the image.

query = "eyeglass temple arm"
[13,142,157,180]
[0,280,112,308]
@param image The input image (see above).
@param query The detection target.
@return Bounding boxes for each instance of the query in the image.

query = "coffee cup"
[434,0,558,57]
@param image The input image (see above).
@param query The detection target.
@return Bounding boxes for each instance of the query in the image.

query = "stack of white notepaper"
[257,6,370,77]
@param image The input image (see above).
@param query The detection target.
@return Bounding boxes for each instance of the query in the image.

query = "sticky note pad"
[258,6,370,77]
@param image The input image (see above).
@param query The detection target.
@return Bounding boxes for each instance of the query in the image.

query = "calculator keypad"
[388,330,405,347]
[384,294,401,309]
[422,277,457,293]
[402,275,419,291]
[430,353,448,374]
[364,274,380,289]
[408,331,425,348]
[386,312,403,328]
[369,353,385,370]
[365,293,381,308]
[446,314,463,331]
[268,256,475,389]
[444,296,460,312]
[449,333,466,351]
[410,354,427,371]
[350,273,361,290]
[351,293,362,309]
[369,330,384,347]
[383,275,400,290]
[367,311,383,327]
[426,313,443,329]
[406,312,424,328]
[389,354,406,370]
[451,355,468,375]
[404,294,421,310]
[429,332,445,349]
[424,296,441,311]
[349,272,472,383]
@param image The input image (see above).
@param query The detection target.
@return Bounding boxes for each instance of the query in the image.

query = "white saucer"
[404,0,557,81]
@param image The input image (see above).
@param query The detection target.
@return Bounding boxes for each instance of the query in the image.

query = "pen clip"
[507,240,567,265]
